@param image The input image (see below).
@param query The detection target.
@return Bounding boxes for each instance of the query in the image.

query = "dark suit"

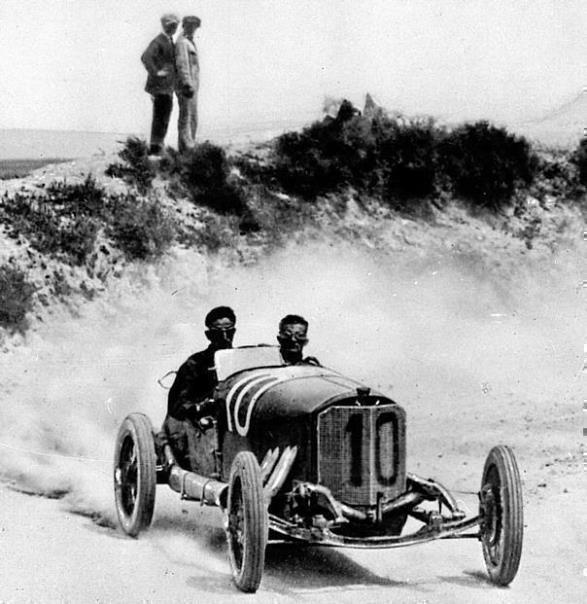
[162,346,218,467]
[167,346,217,420]
[141,32,176,153]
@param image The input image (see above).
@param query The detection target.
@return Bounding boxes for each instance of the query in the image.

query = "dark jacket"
[282,355,321,367]
[167,346,217,420]
[141,32,176,95]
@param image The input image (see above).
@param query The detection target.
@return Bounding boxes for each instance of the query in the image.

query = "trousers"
[177,92,198,153]
[149,94,173,154]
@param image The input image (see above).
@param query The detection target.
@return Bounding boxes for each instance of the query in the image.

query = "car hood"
[217,365,390,435]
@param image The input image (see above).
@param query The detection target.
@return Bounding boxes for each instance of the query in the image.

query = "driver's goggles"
[278,333,308,344]
[207,326,235,335]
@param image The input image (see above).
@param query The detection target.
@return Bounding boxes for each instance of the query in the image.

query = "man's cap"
[205,306,236,328]
[183,15,201,27]
[160,13,180,25]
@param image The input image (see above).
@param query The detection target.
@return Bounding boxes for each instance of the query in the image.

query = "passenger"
[161,306,236,464]
[277,314,320,366]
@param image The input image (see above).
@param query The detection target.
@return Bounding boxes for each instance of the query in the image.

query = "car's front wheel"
[225,451,268,593]
[479,445,523,586]
[113,413,157,537]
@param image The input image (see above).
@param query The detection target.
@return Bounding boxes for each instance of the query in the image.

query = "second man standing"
[175,15,201,152]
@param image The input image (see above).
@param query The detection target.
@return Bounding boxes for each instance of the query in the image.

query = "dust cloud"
[0,237,581,525]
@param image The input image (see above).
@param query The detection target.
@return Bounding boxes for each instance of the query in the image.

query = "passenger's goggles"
[277,333,308,345]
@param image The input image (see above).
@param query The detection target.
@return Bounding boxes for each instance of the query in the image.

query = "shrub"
[40,215,99,266]
[176,143,247,215]
[439,121,536,209]
[272,103,376,197]
[0,264,36,334]
[1,177,177,264]
[106,137,155,194]
[530,149,582,201]
[268,102,443,206]
[373,116,441,201]
[570,138,587,186]
[44,175,106,218]
[57,216,100,265]
[108,194,175,260]
[0,190,99,265]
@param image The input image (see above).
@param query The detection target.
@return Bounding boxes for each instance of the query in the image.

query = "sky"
[0,0,585,136]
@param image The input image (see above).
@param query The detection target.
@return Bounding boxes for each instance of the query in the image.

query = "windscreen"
[215,345,284,381]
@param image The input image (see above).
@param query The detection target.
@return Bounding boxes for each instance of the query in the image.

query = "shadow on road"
[150,510,412,595]
[111,504,495,597]
[439,569,495,588]
[263,544,409,591]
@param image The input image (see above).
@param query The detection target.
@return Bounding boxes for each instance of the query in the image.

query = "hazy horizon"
[1,84,585,134]
[2,85,584,160]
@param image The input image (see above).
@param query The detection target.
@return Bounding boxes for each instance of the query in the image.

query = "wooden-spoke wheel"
[226,451,268,593]
[114,413,157,537]
[479,445,523,586]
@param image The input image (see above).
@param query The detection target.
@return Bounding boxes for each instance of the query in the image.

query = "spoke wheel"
[479,445,523,586]
[226,451,268,593]
[114,413,157,537]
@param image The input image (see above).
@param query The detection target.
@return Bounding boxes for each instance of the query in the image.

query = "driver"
[161,306,236,463]
[277,314,320,366]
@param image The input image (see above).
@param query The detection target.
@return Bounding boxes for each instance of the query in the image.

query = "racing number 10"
[345,412,395,487]
[346,414,363,486]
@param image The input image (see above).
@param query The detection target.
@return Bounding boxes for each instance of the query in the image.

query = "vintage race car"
[114,345,523,593]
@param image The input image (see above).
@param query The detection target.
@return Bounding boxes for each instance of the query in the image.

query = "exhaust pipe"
[164,444,228,508]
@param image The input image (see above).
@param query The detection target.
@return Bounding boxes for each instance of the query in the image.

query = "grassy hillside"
[0,102,585,342]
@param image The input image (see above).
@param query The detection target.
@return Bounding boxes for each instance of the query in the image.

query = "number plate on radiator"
[317,404,406,506]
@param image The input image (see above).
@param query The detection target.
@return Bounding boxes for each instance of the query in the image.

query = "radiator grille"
[317,405,405,506]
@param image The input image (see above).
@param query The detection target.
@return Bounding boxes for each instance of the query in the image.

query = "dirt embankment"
[0,152,584,602]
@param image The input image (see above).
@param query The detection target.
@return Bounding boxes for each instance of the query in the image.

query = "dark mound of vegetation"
[107,139,248,217]
[105,137,155,194]
[239,101,538,212]
[107,106,540,218]
[372,115,440,203]
[571,138,587,186]
[0,176,175,264]
[0,264,36,334]
[268,101,377,197]
[164,143,248,215]
[439,121,537,210]
[273,109,442,205]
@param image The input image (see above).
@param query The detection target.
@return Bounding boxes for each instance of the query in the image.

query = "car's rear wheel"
[114,413,157,537]
[226,451,268,593]
[479,445,523,586]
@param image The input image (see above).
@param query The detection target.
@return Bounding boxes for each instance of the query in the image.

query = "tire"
[479,445,523,586]
[225,451,268,593]
[114,413,157,537]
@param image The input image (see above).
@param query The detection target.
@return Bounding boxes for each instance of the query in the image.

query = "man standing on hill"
[141,13,179,156]
[175,15,201,152]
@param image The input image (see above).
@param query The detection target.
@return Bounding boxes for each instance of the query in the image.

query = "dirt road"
[0,453,583,603]
[0,239,584,602]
